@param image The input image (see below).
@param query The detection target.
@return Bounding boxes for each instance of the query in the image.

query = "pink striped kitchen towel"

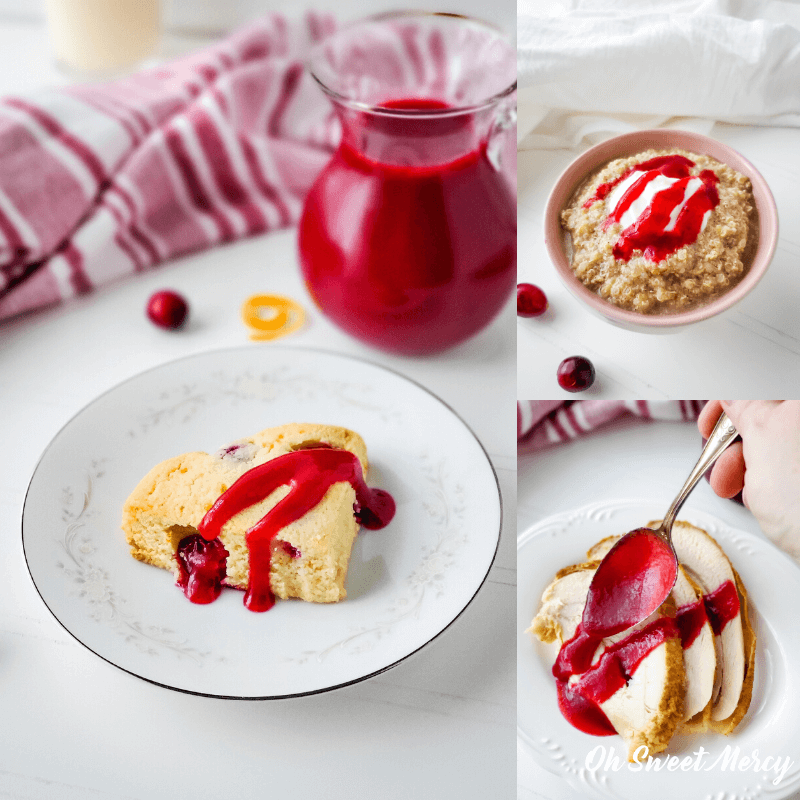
[518,400,705,452]
[0,13,339,321]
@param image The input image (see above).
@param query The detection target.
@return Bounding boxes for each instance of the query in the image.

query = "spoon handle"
[661,411,740,536]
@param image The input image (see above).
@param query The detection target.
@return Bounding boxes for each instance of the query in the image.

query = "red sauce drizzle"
[676,597,708,648]
[553,617,678,736]
[193,447,395,612]
[675,578,739,647]
[582,176,623,209]
[582,154,720,263]
[703,579,740,636]
[582,156,696,209]
[556,681,616,736]
[553,570,739,736]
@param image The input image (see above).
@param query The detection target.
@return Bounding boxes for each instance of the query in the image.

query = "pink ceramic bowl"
[543,129,778,333]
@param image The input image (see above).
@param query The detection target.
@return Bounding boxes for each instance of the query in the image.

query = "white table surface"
[0,8,516,799]
[517,415,800,800]
[517,123,800,399]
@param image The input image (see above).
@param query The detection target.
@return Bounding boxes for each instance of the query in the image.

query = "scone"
[122,422,394,612]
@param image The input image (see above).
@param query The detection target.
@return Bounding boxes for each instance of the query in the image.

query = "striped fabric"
[518,400,706,451]
[0,12,338,321]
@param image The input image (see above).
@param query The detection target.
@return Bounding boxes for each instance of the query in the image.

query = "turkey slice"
[530,561,685,760]
[647,520,755,732]
[587,536,716,722]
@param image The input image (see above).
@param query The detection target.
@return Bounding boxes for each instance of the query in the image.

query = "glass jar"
[298,12,516,355]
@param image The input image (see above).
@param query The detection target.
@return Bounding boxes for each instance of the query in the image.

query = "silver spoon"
[582,410,740,637]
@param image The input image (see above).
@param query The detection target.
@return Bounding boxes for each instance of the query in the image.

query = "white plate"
[518,499,800,800]
[23,345,501,698]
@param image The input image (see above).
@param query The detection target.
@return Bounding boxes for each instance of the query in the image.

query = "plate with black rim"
[23,345,501,698]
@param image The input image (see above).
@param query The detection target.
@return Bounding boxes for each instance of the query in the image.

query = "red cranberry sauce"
[582,528,677,636]
[379,98,450,110]
[557,681,616,736]
[582,156,695,209]
[583,154,720,263]
[676,597,709,649]
[554,552,740,736]
[702,579,740,636]
[298,97,516,355]
[553,616,678,736]
[197,447,395,612]
[175,534,229,604]
[676,578,740,647]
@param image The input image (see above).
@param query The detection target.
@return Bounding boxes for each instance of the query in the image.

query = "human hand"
[699,401,800,559]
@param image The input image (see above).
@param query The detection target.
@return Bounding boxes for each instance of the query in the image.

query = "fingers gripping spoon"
[582,411,740,637]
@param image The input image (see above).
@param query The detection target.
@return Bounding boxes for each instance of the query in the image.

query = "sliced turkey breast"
[587,536,716,722]
[530,561,685,760]
[648,520,755,732]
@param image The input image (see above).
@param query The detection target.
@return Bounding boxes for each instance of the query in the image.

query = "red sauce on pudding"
[177,448,395,612]
[703,579,740,636]
[583,154,720,264]
[582,528,677,637]
[553,617,678,735]
[298,99,516,355]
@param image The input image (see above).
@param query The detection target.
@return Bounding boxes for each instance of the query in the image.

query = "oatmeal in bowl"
[563,149,754,314]
[544,130,777,331]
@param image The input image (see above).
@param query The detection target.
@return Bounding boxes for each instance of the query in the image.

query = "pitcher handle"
[486,94,517,173]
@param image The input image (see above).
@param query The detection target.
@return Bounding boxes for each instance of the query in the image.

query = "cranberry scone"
[122,422,394,612]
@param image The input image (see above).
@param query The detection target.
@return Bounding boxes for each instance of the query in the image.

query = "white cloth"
[518,0,800,148]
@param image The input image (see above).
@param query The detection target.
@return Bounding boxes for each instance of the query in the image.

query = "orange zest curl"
[241,294,305,341]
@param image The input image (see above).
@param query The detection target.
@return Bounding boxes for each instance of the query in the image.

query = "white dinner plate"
[518,499,800,800]
[23,345,501,698]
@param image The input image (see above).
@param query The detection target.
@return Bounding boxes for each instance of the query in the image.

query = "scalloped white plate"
[23,345,501,698]
[518,499,800,800]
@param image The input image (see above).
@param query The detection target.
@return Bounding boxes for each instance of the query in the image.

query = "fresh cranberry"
[557,356,595,392]
[517,283,548,317]
[279,541,302,559]
[147,290,188,329]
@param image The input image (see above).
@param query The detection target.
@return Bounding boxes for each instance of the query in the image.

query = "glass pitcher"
[298,12,517,356]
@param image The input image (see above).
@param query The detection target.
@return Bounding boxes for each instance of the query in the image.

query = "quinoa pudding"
[561,149,756,314]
